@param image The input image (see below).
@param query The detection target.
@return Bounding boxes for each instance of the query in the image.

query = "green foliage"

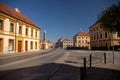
[99,2,120,32]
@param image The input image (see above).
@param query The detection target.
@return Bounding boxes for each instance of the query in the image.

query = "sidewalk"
[93,63,120,71]
[52,50,120,80]
[0,48,53,58]
[64,50,120,80]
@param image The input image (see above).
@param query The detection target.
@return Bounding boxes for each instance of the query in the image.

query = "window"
[82,40,84,43]
[117,32,120,37]
[100,26,102,29]
[0,20,3,30]
[10,23,14,32]
[30,41,33,49]
[35,42,37,49]
[31,30,33,37]
[97,34,99,39]
[100,33,102,39]
[19,26,22,34]
[94,35,96,40]
[105,32,108,38]
[91,36,93,40]
[26,28,28,35]
[35,31,37,37]
[8,39,14,51]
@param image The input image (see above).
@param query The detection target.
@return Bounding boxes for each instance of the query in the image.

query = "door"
[18,41,22,52]
[0,38,3,52]
[25,41,28,51]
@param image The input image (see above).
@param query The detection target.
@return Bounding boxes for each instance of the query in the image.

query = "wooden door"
[18,41,22,52]
[25,41,28,51]
[0,39,3,52]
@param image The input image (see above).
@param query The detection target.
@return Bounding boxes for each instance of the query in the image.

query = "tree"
[99,2,120,32]
[98,2,120,64]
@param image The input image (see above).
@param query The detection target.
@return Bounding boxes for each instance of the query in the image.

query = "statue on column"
[43,30,47,49]
[43,30,46,41]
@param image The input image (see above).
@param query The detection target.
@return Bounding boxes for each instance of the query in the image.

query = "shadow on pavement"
[0,63,80,80]
[87,67,120,80]
[0,63,120,80]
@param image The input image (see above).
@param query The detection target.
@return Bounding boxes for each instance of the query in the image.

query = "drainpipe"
[15,19,18,52]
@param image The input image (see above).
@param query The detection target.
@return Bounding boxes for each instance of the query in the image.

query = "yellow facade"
[73,32,90,48]
[0,3,40,53]
[89,21,120,48]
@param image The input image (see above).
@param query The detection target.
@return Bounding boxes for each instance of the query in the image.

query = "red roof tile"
[75,31,90,36]
[62,38,73,42]
[40,39,52,44]
[0,2,40,29]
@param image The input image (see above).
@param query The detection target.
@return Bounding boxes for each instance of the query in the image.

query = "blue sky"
[0,0,119,43]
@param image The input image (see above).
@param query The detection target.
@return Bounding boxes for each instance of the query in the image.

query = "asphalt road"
[0,48,71,80]
[0,49,120,80]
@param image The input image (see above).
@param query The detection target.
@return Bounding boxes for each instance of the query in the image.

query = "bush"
[66,47,89,50]
[91,45,120,51]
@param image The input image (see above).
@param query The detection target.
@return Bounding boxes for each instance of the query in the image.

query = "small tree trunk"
[111,32,115,64]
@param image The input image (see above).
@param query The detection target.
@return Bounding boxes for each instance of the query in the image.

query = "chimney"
[14,8,21,13]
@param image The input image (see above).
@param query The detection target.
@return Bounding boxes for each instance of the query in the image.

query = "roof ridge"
[0,2,40,29]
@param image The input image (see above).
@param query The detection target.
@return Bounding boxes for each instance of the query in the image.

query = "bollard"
[80,67,84,80]
[83,57,86,78]
[104,53,106,64]
[90,54,92,67]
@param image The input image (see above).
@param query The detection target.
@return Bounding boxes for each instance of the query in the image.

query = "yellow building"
[89,21,120,50]
[57,38,73,48]
[73,31,90,48]
[0,2,40,53]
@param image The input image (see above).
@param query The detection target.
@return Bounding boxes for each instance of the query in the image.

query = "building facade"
[0,2,40,53]
[40,39,53,49]
[89,21,120,49]
[73,31,90,48]
[57,38,73,48]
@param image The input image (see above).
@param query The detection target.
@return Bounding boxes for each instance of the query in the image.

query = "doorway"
[0,38,3,52]
[18,41,22,52]
[25,41,28,51]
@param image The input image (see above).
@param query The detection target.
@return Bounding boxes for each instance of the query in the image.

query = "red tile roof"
[40,39,52,44]
[75,31,90,36]
[0,2,40,29]
[60,38,73,42]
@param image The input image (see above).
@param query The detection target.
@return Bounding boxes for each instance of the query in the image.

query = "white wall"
[22,25,26,37]
[4,18,10,34]
[0,35,15,53]
[28,27,31,37]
